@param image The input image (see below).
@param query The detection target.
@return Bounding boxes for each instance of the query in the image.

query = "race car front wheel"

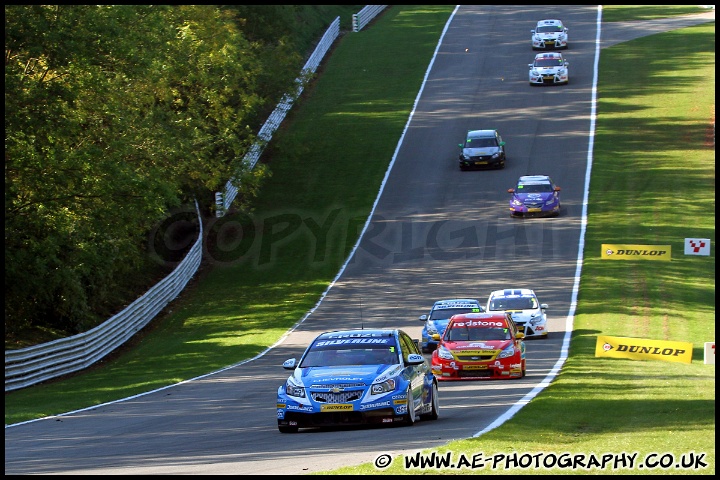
[403,387,416,426]
[420,382,440,421]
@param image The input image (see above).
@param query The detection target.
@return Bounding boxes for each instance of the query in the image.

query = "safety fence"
[352,5,388,32]
[5,201,203,392]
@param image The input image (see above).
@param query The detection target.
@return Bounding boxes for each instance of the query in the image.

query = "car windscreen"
[517,183,553,193]
[534,59,564,67]
[490,297,537,311]
[465,137,496,148]
[537,25,563,33]
[300,345,399,367]
[430,307,479,320]
[446,326,510,341]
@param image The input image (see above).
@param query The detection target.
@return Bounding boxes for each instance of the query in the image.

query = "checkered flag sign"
[684,238,711,256]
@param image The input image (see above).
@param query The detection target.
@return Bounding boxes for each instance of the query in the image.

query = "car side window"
[399,333,418,362]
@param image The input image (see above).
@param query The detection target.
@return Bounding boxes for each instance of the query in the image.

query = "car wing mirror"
[499,141,506,146]
[531,29,535,35]
[282,358,297,370]
[419,314,428,321]
[541,303,548,309]
[554,186,561,191]
[507,188,515,193]
[432,333,441,341]
[458,143,464,148]
[406,353,425,365]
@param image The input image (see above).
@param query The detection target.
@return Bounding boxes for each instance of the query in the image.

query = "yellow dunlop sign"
[595,335,692,364]
[321,404,353,412]
[601,244,671,260]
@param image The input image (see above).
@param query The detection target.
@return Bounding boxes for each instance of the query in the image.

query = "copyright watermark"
[373,451,708,471]
[148,206,566,268]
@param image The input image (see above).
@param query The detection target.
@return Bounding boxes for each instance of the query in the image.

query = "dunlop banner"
[595,335,692,364]
[601,244,671,261]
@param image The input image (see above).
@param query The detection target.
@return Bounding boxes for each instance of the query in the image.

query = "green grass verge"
[5,6,715,476]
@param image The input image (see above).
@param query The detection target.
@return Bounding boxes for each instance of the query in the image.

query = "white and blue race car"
[277,329,439,433]
[528,52,569,86]
[486,288,549,339]
[531,19,569,50]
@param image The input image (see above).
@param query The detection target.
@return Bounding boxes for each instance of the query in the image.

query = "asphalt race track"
[4,6,715,476]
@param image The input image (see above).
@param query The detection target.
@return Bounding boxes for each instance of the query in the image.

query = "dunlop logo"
[595,335,692,364]
[321,404,353,412]
[601,244,671,261]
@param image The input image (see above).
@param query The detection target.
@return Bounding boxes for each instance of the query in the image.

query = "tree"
[5,5,306,339]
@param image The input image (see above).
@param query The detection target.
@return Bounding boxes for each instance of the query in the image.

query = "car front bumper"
[529,73,569,85]
[431,360,523,380]
[459,156,504,169]
[509,204,560,217]
[532,40,568,50]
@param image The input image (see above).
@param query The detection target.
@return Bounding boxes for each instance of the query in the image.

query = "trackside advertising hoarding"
[595,335,693,364]
[601,244,671,261]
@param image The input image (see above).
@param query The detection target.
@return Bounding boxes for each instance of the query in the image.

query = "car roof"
[315,329,397,340]
[433,298,481,307]
[534,52,564,61]
[537,19,564,27]
[518,175,552,185]
[466,129,497,138]
[448,312,511,325]
[489,288,537,298]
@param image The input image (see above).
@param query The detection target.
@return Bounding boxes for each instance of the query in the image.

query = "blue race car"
[277,329,439,433]
[508,175,561,218]
[418,299,484,353]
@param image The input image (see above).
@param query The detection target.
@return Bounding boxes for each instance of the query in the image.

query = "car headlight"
[544,197,556,206]
[498,344,516,359]
[462,154,470,160]
[530,313,545,325]
[534,35,541,41]
[425,322,438,335]
[285,378,306,398]
[371,378,396,394]
[558,68,567,75]
[491,151,502,159]
[437,345,454,360]
[531,69,539,76]
[511,199,523,206]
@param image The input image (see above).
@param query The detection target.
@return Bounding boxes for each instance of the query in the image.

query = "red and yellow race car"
[430,312,526,380]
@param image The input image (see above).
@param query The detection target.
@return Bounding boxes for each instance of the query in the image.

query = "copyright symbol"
[374,454,392,469]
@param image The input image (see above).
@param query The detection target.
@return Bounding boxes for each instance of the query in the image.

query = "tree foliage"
[4,5,316,341]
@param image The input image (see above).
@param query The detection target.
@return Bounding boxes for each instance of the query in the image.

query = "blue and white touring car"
[277,329,439,433]
[419,298,484,353]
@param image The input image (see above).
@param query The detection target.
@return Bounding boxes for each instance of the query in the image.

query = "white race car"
[531,19,568,50]
[486,288,549,339]
[528,52,569,86]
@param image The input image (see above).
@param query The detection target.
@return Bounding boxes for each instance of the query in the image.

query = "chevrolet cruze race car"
[430,312,526,380]
[458,129,506,170]
[528,52,569,86]
[486,288,549,339]
[508,175,561,218]
[418,298,484,353]
[531,19,569,50]
[277,329,439,433]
